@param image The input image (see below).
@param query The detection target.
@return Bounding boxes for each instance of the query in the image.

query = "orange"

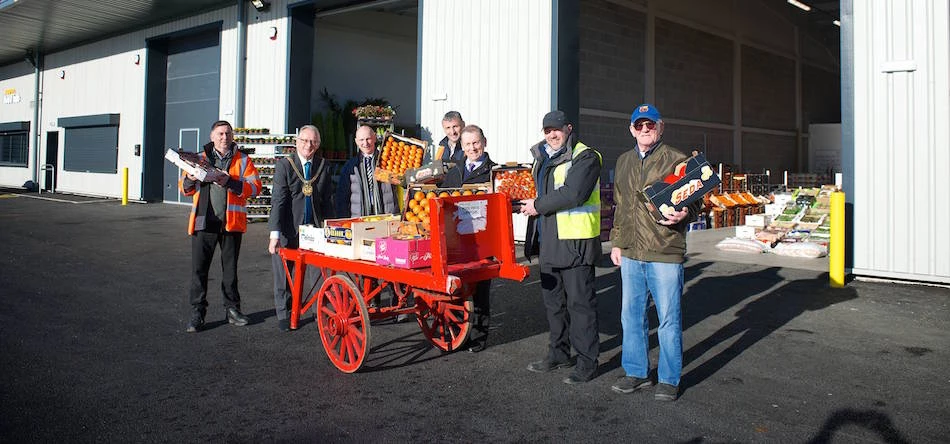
[426,191,437,199]
[413,191,425,201]
[438,191,449,198]
[450,191,461,197]
[462,190,473,196]
[406,214,419,223]
[420,198,429,208]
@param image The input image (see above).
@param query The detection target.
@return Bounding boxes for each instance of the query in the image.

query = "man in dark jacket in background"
[422,111,466,164]
[335,125,398,218]
[520,110,603,384]
[608,104,698,402]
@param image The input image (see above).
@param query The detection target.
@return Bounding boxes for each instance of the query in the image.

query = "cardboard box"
[764,203,785,216]
[744,214,773,228]
[359,238,378,262]
[164,149,224,182]
[322,216,398,260]
[491,165,535,200]
[735,225,757,240]
[375,236,432,269]
[298,225,325,252]
[639,153,721,221]
[405,160,451,185]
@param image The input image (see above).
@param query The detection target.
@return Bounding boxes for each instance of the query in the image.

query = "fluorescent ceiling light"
[787,0,812,12]
[833,20,841,26]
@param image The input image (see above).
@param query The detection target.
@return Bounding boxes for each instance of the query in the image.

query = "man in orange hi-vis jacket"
[179,120,262,333]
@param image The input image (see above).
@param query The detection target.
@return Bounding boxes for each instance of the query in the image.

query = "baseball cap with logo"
[630,104,662,123]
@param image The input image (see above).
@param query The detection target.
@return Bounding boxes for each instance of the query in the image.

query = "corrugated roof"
[0,0,233,67]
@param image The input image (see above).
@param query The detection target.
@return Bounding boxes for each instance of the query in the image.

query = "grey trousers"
[271,251,322,321]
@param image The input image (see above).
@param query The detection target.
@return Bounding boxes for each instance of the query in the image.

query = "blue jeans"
[619,258,684,386]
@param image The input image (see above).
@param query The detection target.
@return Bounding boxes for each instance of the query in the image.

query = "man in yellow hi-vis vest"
[520,110,603,385]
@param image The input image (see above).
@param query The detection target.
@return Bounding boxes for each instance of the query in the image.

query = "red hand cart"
[278,192,529,373]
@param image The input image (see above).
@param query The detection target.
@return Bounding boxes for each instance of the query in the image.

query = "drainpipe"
[235,0,247,127]
[31,49,42,187]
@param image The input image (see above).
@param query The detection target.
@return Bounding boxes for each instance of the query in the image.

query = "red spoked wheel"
[315,275,371,373]
[415,290,473,352]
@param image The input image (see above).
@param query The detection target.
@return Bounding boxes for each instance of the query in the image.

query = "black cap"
[542,110,569,129]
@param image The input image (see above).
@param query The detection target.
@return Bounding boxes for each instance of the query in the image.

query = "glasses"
[633,121,657,131]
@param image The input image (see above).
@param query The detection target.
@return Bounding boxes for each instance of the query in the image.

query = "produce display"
[492,168,535,200]
[717,186,838,258]
[379,135,425,176]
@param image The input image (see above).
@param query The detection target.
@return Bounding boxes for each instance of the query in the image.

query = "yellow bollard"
[122,167,128,206]
[829,191,845,287]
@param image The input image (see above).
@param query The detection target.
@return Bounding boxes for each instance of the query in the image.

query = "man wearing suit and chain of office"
[267,125,334,332]
[439,124,496,352]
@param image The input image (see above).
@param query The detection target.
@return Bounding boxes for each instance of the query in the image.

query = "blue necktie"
[304,161,312,225]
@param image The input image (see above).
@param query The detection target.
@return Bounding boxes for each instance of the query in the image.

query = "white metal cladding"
[851,0,950,283]
[2,2,296,200]
[0,64,39,188]
[419,0,553,164]
[241,0,290,133]
[25,6,244,199]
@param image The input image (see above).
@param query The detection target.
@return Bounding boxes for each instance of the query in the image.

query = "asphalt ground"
[1,190,948,443]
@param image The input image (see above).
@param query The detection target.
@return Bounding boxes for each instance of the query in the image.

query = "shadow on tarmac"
[806,408,912,444]
[594,262,858,393]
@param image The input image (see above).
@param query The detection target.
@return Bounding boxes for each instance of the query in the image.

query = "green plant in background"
[318,88,399,158]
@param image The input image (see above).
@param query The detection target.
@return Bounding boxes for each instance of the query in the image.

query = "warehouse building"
[1,0,947,284]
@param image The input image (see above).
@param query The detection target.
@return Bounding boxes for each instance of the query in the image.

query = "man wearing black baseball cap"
[520,110,604,385]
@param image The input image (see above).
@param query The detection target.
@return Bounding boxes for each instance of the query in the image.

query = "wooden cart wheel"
[415,291,473,352]
[315,275,370,373]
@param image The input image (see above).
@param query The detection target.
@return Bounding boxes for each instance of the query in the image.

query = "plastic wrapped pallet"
[771,241,827,258]
[715,237,767,254]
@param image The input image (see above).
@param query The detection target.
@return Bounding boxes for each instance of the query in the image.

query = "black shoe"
[527,356,576,373]
[227,308,249,326]
[654,383,679,402]
[467,339,487,353]
[562,369,594,385]
[185,312,205,333]
[277,318,291,332]
[611,375,653,394]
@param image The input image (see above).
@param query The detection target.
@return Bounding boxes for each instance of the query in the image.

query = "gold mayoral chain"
[287,157,320,196]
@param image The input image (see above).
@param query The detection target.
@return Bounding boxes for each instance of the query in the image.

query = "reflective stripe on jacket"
[179,147,261,234]
[553,142,601,239]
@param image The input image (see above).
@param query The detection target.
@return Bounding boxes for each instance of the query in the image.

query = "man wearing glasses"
[268,125,334,332]
[520,110,603,385]
[608,104,699,401]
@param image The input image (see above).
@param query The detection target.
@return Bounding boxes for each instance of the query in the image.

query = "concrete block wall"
[655,19,734,124]
[803,64,841,124]
[577,0,839,178]
[662,124,734,165]
[741,45,796,130]
[578,1,646,113]
[741,132,797,173]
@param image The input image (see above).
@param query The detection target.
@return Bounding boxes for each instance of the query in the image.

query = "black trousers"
[469,280,492,344]
[540,264,599,373]
[189,230,242,313]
